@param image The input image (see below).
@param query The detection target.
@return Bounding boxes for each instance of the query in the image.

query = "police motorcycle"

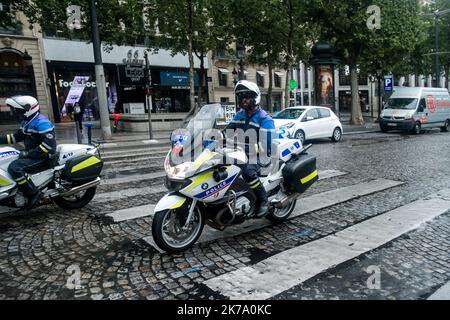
[151,104,319,253]
[0,144,103,214]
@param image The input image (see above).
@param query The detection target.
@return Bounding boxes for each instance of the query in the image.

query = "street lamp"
[236,44,246,80]
[421,9,450,87]
[232,67,239,107]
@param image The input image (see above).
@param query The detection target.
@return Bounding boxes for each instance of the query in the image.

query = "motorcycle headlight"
[164,156,192,179]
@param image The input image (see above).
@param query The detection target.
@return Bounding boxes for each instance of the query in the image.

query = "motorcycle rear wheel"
[53,187,97,210]
[266,200,296,223]
[152,207,205,253]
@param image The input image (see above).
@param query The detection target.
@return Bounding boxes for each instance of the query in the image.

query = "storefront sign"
[117,64,145,86]
[58,79,109,88]
[160,71,198,87]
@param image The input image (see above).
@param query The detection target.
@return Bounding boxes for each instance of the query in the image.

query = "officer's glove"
[19,150,29,159]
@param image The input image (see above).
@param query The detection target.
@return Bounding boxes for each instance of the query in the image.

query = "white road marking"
[203,189,450,300]
[106,204,155,222]
[94,186,168,203]
[100,171,166,185]
[427,281,450,300]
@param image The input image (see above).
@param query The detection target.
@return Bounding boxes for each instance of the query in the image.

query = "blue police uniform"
[0,113,57,184]
[225,107,275,199]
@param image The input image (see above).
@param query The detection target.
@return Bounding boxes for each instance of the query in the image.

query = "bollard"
[75,121,82,144]
[84,122,93,145]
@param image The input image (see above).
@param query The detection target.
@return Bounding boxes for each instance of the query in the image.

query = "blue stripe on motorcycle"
[193,173,238,199]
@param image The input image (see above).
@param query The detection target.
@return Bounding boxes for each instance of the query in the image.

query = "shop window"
[218,70,227,87]
[339,67,351,86]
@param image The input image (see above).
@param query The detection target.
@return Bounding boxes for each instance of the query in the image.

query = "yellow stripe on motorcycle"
[300,170,318,184]
[181,171,214,192]
[193,149,216,168]
[18,178,28,185]
[169,198,186,209]
[0,176,11,186]
[71,156,101,173]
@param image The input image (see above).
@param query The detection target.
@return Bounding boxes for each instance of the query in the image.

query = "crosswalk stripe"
[427,281,450,300]
[106,204,155,222]
[94,186,167,203]
[203,189,450,300]
[100,171,166,185]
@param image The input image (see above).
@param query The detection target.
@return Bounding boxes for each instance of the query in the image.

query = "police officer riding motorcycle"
[0,96,56,209]
[225,80,275,218]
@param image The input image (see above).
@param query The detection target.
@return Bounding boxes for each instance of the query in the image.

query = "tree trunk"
[284,67,291,109]
[184,0,196,124]
[197,53,205,108]
[350,64,363,125]
[267,62,273,112]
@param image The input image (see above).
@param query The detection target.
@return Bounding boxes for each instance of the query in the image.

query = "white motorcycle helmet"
[234,80,261,111]
[6,95,40,120]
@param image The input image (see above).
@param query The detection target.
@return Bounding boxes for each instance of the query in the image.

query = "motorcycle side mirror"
[213,166,228,182]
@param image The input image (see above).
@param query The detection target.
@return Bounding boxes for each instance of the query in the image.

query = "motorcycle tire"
[266,200,296,224]
[152,207,205,253]
[53,187,97,210]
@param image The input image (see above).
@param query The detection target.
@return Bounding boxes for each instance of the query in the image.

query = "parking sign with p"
[384,75,393,92]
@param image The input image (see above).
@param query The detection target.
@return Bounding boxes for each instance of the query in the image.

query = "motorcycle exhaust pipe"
[272,193,300,209]
[50,177,101,198]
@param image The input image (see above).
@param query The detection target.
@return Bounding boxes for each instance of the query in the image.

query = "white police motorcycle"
[151,104,318,253]
[0,144,103,214]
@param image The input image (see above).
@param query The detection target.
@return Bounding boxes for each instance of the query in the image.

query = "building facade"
[0,12,51,125]
[44,38,206,123]
[207,49,288,112]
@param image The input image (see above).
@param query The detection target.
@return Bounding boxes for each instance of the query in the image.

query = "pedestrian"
[72,102,84,132]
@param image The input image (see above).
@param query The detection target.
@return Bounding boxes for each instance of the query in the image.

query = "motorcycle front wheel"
[152,206,205,253]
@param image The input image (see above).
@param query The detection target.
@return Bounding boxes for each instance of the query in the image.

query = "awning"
[218,68,230,73]
[257,70,266,76]
[274,71,284,76]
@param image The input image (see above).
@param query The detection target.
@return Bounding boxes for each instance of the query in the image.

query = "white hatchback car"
[273,106,343,144]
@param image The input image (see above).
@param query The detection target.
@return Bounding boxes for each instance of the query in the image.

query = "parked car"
[379,87,450,134]
[273,106,343,144]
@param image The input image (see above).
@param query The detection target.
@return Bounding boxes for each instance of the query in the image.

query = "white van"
[379,87,450,134]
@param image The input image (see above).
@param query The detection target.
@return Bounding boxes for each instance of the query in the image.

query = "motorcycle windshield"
[171,104,223,152]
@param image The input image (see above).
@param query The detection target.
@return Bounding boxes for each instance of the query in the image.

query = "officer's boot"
[251,181,269,218]
[19,178,41,210]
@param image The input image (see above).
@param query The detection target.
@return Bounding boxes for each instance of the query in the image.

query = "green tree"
[11,0,146,46]
[307,0,424,124]
[228,0,314,110]
[146,0,231,121]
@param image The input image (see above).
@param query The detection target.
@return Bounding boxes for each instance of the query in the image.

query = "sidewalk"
[1,114,381,149]
[339,113,380,135]
[1,121,172,149]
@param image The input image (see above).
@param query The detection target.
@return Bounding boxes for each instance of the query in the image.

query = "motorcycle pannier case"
[62,154,103,184]
[282,154,318,193]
